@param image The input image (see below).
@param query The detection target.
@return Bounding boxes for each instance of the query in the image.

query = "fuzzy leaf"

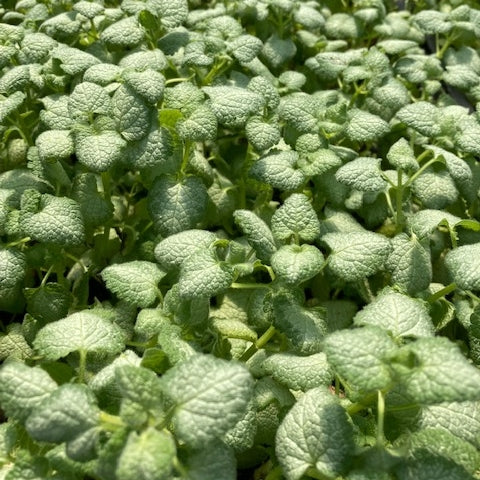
[445,243,480,291]
[68,82,111,120]
[148,175,208,237]
[345,109,390,142]
[387,138,419,171]
[249,150,305,190]
[271,244,324,285]
[392,337,480,404]
[324,326,397,394]
[233,210,277,262]
[335,157,387,192]
[33,311,124,361]
[323,231,391,282]
[354,291,434,338]
[36,130,74,162]
[396,102,442,137]
[178,247,235,299]
[154,229,216,269]
[101,17,144,47]
[75,130,126,172]
[386,233,432,295]
[116,428,176,480]
[228,34,263,63]
[161,354,254,447]
[21,193,85,246]
[276,388,354,480]
[101,261,166,307]
[271,193,320,243]
[26,384,99,443]
[203,86,264,128]
[0,362,57,422]
[263,353,333,391]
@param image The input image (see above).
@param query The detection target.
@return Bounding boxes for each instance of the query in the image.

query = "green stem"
[239,325,276,362]
[99,411,125,431]
[180,140,192,174]
[6,236,31,248]
[231,282,270,289]
[376,390,386,447]
[395,169,404,234]
[427,282,456,303]
[40,264,55,287]
[78,349,87,384]
[404,155,438,189]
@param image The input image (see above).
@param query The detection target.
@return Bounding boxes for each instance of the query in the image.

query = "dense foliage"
[1,0,480,478]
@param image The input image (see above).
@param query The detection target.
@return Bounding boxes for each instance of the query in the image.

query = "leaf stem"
[376,390,386,447]
[395,169,404,234]
[404,155,438,189]
[99,411,125,431]
[78,349,87,384]
[239,325,276,362]
[231,282,270,289]
[427,282,456,303]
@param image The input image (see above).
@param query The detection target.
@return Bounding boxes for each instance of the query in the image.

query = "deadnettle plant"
[1,0,480,479]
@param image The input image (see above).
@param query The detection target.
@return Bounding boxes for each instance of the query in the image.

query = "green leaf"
[0,248,26,313]
[401,428,480,476]
[245,117,281,152]
[387,138,419,171]
[203,86,264,128]
[233,210,277,262]
[413,10,452,34]
[115,364,164,411]
[101,261,166,307]
[323,231,391,282]
[392,337,480,404]
[148,175,208,237]
[345,109,390,142]
[178,247,235,299]
[263,352,333,391]
[276,387,354,480]
[21,192,85,246]
[112,85,152,142]
[119,49,167,72]
[101,17,145,47]
[408,209,461,239]
[271,193,320,243]
[33,311,125,361]
[249,150,305,190]
[354,290,434,338]
[40,94,74,130]
[271,244,324,285]
[262,34,297,69]
[123,69,165,105]
[52,44,100,75]
[68,82,111,120]
[419,401,480,449]
[181,441,236,480]
[154,229,216,269]
[445,243,480,291]
[386,233,432,295]
[148,0,188,29]
[71,172,114,227]
[228,34,263,63]
[396,102,442,137]
[35,129,74,162]
[26,384,99,443]
[0,324,32,361]
[177,105,217,142]
[116,428,176,480]
[323,326,397,394]
[412,169,458,209]
[0,91,26,124]
[126,126,173,171]
[24,282,72,323]
[278,93,318,132]
[395,452,472,480]
[335,157,387,192]
[75,130,126,172]
[273,296,327,355]
[0,361,57,422]
[161,354,254,447]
